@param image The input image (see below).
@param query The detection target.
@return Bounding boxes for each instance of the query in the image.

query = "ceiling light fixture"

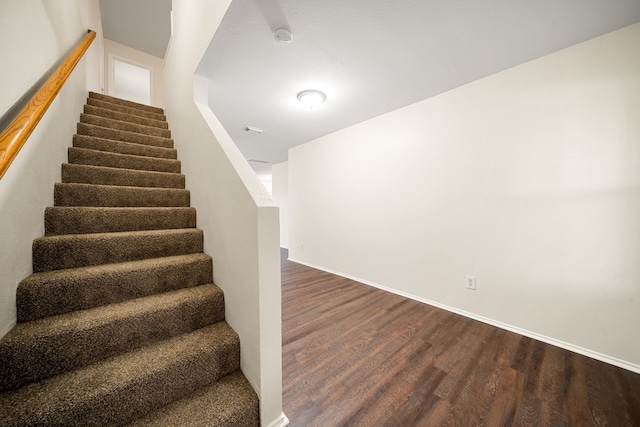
[297,90,326,110]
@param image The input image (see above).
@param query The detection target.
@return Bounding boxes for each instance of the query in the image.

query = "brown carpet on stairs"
[0,92,259,426]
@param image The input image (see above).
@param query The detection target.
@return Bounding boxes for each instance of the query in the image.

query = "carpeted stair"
[0,92,260,426]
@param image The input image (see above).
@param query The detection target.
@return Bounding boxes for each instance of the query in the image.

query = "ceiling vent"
[248,159,270,164]
[244,126,264,134]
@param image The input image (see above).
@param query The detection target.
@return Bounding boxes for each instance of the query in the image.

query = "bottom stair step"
[127,371,259,427]
[0,322,240,427]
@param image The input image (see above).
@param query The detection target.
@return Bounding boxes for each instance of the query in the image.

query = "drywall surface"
[104,39,164,108]
[0,0,103,339]
[288,23,640,370]
[164,1,285,425]
[272,162,289,248]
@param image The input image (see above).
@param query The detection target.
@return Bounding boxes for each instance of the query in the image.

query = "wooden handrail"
[0,30,96,180]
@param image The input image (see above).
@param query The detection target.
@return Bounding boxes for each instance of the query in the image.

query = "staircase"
[0,92,260,426]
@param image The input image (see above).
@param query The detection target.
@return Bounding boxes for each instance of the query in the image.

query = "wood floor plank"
[481,367,522,426]
[537,345,567,426]
[281,249,640,426]
[562,352,592,426]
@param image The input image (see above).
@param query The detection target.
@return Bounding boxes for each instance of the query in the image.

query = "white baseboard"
[0,317,16,340]
[265,412,289,427]
[288,257,640,375]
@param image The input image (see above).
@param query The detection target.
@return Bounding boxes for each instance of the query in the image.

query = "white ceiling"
[100,0,172,58]
[196,0,640,180]
[101,1,640,181]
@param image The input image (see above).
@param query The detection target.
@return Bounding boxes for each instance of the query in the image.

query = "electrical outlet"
[300,242,304,251]
[466,275,476,290]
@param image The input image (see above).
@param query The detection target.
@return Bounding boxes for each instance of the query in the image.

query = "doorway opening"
[110,57,151,105]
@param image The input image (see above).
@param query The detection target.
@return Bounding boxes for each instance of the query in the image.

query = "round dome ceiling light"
[297,90,326,110]
[274,27,293,44]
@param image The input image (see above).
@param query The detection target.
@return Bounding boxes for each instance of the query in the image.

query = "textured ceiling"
[99,1,640,180]
[100,0,171,58]
[196,0,640,180]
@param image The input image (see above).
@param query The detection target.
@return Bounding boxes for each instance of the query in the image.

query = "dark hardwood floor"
[281,249,640,427]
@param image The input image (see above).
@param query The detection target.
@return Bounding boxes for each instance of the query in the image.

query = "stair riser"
[68,147,181,174]
[62,164,185,189]
[73,135,177,159]
[0,324,240,427]
[87,97,166,122]
[17,255,214,322]
[32,229,204,272]
[54,183,190,207]
[81,114,171,139]
[1,286,224,392]
[89,91,165,115]
[84,105,168,130]
[77,123,173,148]
[45,207,196,235]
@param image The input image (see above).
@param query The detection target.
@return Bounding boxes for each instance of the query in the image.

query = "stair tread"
[18,254,214,322]
[77,123,174,149]
[21,252,212,285]
[45,206,196,235]
[73,135,177,159]
[68,147,181,173]
[84,105,168,129]
[54,183,191,207]
[32,228,204,272]
[45,206,195,214]
[127,371,259,427]
[34,227,202,242]
[81,113,171,139]
[1,284,224,392]
[0,322,240,427]
[86,97,166,122]
[62,163,185,189]
[13,284,220,341]
[89,91,165,115]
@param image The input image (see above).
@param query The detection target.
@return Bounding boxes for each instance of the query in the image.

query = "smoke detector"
[274,27,293,44]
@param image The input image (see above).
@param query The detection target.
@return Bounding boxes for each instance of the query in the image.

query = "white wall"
[288,23,640,371]
[272,162,289,248]
[104,39,164,108]
[0,0,103,338]
[164,1,286,426]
